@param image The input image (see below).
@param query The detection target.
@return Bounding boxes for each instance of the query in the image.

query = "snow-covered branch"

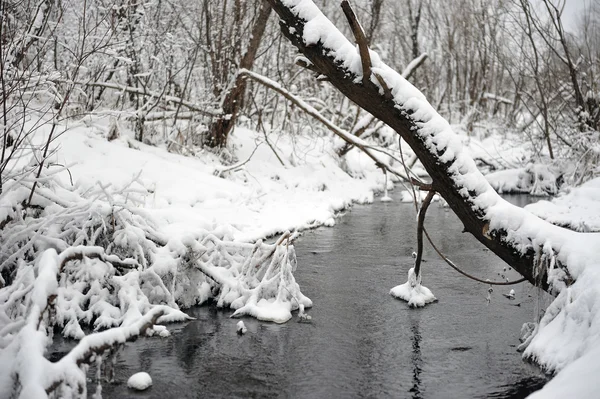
[64,80,220,117]
[0,170,312,397]
[401,53,428,80]
[267,0,600,377]
[239,68,413,183]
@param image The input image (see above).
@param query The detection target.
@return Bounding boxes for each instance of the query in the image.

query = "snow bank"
[486,164,559,196]
[49,125,381,243]
[527,345,600,398]
[0,108,390,396]
[526,177,600,232]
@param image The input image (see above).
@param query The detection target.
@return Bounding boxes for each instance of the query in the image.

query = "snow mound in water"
[127,372,152,391]
[390,268,436,307]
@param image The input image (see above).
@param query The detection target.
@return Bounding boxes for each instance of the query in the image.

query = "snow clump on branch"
[390,268,436,308]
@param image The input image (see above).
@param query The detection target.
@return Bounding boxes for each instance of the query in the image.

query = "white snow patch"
[486,164,558,196]
[527,345,600,398]
[526,177,600,232]
[390,268,436,308]
[236,320,247,334]
[127,372,152,391]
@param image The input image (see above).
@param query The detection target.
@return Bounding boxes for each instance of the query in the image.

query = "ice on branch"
[390,268,436,308]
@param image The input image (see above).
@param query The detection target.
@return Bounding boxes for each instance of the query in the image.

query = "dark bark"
[204,1,272,148]
[266,0,546,290]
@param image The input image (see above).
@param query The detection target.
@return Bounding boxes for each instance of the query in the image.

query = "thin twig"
[424,228,527,286]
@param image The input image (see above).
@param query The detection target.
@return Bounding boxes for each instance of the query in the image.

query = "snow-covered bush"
[0,171,311,397]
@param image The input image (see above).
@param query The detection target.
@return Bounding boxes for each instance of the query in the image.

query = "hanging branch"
[238,68,420,185]
[262,0,600,293]
[414,190,435,278]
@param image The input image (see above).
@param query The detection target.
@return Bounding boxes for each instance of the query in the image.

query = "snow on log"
[266,0,599,294]
[266,0,600,378]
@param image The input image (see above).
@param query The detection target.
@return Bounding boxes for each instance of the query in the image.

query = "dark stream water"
[54,193,549,398]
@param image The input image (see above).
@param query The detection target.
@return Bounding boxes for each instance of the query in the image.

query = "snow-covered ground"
[50,122,380,243]
[2,110,600,397]
[526,178,600,232]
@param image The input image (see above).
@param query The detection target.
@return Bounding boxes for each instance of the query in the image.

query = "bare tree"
[203,0,272,148]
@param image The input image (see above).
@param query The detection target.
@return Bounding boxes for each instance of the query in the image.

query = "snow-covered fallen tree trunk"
[266,0,600,294]
[266,0,600,379]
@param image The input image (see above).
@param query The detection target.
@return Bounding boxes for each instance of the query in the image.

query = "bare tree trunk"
[407,0,422,60]
[365,0,384,45]
[204,1,272,148]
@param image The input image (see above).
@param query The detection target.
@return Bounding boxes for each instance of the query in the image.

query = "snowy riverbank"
[1,117,599,397]
[48,123,384,242]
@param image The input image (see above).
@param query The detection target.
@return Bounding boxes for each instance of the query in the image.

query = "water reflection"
[485,375,548,399]
[409,312,423,399]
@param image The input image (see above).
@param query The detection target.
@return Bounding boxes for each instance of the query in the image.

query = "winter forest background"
[1,0,599,397]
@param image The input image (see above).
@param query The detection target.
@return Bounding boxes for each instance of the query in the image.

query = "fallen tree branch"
[238,68,418,185]
[62,80,220,117]
[47,307,168,395]
[266,0,600,293]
